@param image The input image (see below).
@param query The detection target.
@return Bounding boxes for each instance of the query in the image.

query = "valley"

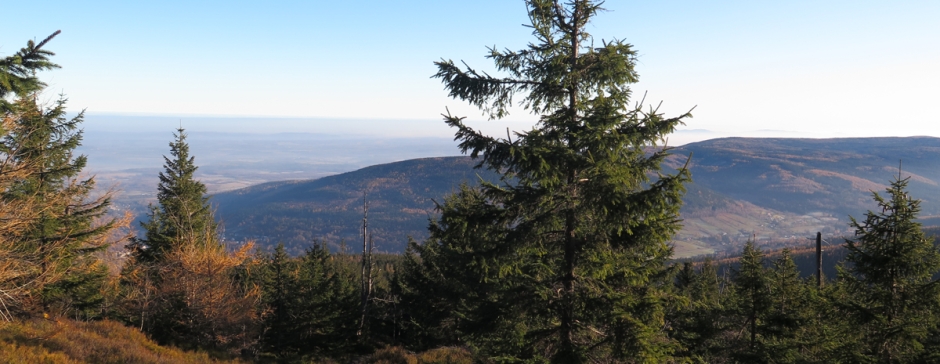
[83,130,940,259]
[199,136,940,257]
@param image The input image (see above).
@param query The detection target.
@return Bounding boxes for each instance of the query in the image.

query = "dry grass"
[0,318,242,363]
[359,346,473,364]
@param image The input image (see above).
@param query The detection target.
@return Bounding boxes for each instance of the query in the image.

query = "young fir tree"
[837,175,940,363]
[730,241,772,362]
[1,92,113,317]
[259,242,358,359]
[131,128,217,262]
[396,185,510,351]
[670,259,727,361]
[760,250,816,363]
[260,243,296,356]
[428,1,691,361]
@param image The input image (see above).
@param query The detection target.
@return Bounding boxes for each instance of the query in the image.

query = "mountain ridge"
[213,136,940,257]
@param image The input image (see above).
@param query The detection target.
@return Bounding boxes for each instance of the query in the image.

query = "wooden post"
[358,193,369,337]
[816,232,822,288]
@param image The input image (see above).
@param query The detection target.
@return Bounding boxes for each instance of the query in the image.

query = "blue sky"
[4,1,939,142]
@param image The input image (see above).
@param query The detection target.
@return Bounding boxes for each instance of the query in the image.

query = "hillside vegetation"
[7,1,940,362]
[213,137,940,256]
[213,157,501,254]
[0,319,240,363]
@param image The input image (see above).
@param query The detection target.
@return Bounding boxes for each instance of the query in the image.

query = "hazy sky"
[4,1,938,141]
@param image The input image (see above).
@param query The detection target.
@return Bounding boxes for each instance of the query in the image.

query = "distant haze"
[5,1,938,139]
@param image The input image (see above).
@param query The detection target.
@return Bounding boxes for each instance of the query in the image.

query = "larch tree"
[426,0,692,361]
[122,128,258,353]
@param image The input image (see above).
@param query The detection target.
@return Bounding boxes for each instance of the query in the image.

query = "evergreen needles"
[407,1,694,361]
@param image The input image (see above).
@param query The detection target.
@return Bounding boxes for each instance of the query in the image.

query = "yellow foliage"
[122,238,260,353]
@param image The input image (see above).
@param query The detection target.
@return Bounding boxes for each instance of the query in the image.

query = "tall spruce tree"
[132,128,217,262]
[1,90,112,317]
[123,128,261,352]
[427,1,691,361]
[837,175,940,363]
[0,32,115,319]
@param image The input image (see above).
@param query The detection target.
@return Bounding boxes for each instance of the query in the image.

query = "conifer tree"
[131,128,217,262]
[0,31,61,112]
[837,175,940,363]
[730,242,772,361]
[260,243,295,355]
[671,259,727,361]
[122,129,259,353]
[0,32,118,320]
[428,1,691,361]
[761,250,815,362]
[396,185,509,351]
[1,91,113,317]
[259,242,358,359]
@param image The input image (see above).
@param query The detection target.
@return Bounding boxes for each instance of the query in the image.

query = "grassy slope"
[0,319,240,364]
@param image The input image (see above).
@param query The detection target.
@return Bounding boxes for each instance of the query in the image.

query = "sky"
[4,1,939,144]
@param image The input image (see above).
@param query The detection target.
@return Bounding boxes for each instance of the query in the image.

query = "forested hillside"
[5,1,940,363]
[213,136,940,255]
[212,157,502,255]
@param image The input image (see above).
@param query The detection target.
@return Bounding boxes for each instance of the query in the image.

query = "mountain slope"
[213,137,940,256]
[213,157,501,255]
[673,137,940,216]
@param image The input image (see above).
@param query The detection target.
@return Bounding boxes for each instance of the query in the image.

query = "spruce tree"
[396,185,510,351]
[671,259,727,361]
[260,243,295,356]
[1,91,112,317]
[428,1,691,361]
[258,242,358,359]
[730,242,772,362]
[837,175,940,363]
[761,250,814,363]
[0,31,61,112]
[0,32,115,319]
[131,128,217,262]
[122,127,261,352]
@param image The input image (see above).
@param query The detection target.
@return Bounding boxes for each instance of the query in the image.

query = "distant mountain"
[674,137,940,217]
[212,157,501,255]
[213,137,940,256]
[669,137,940,254]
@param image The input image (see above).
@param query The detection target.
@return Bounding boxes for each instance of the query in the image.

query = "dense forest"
[4,1,940,363]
